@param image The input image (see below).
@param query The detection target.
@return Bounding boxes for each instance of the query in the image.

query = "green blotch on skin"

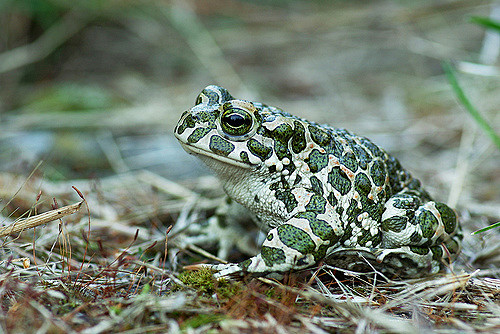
[239,259,252,271]
[305,194,327,213]
[435,202,457,234]
[409,246,429,256]
[277,224,315,254]
[306,149,328,173]
[418,209,439,239]
[370,232,382,247]
[385,157,406,193]
[176,113,196,135]
[309,176,323,196]
[392,194,420,210]
[328,167,351,195]
[339,219,353,244]
[352,144,372,170]
[240,151,250,164]
[308,125,330,147]
[274,140,289,160]
[370,160,386,187]
[407,178,422,191]
[377,189,387,203]
[291,121,306,154]
[271,123,293,160]
[199,86,234,105]
[209,135,235,156]
[327,192,337,207]
[359,196,383,222]
[336,205,343,216]
[313,244,329,262]
[410,231,422,243]
[356,229,376,246]
[198,110,218,128]
[247,138,272,161]
[341,152,358,172]
[345,199,361,227]
[444,238,460,254]
[293,174,302,186]
[330,139,344,158]
[199,89,220,105]
[187,127,212,143]
[261,246,286,267]
[354,173,372,195]
[272,123,293,142]
[297,212,337,243]
[269,182,279,191]
[275,190,298,213]
[430,246,443,261]
[381,216,408,233]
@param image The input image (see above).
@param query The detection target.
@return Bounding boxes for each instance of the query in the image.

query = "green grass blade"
[472,221,500,234]
[443,61,500,149]
[470,16,500,32]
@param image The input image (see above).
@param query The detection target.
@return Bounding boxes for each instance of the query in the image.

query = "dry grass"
[0,0,499,333]
[0,168,498,333]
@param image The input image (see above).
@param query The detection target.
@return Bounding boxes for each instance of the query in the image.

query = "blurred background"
[0,0,498,217]
[1,2,499,331]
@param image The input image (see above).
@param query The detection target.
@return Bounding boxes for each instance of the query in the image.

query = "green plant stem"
[443,61,500,149]
[472,222,500,234]
[470,16,500,32]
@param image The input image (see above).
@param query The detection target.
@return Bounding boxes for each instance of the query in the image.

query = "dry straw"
[0,201,83,237]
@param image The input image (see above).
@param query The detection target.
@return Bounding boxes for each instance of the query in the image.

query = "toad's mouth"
[178,141,254,169]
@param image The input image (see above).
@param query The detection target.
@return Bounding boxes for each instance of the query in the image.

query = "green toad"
[174,85,462,278]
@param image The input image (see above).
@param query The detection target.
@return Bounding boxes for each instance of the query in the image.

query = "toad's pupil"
[224,113,248,128]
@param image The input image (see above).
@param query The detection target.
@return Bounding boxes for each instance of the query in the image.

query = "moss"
[181,313,225,330]
[174,267,242,299]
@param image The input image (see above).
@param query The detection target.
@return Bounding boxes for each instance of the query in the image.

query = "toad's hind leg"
[379,192,462,275]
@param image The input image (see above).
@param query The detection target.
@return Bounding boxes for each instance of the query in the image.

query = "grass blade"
[470,16,500,32]
[472,221,500,234]
[443,61,500,149]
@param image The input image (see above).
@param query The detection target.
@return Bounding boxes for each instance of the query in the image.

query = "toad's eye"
[220,105,253,137]
[223,112,250,129]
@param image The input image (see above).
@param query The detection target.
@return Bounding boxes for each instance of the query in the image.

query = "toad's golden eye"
[220,104,253,137]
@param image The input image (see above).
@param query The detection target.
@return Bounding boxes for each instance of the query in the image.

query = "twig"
[0,201,83,237]
[185,244,228,264]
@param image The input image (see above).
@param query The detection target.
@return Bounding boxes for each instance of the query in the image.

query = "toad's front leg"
[208,210,342,278]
